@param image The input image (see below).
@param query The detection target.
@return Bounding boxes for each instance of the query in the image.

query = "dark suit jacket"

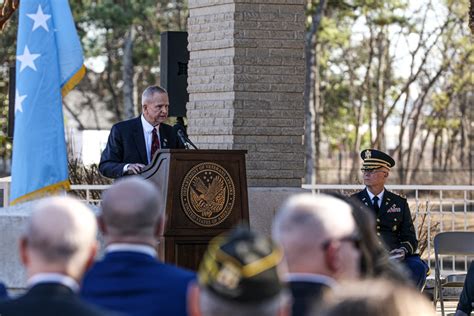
[457,260,474,315]
[0,282,7,300]
[289,280,330,316]
[99,116,184,178]
[352,188,418,254]
[0,283,113,316]
[81,251,196,316]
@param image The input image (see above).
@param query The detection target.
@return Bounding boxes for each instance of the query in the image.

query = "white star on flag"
[26,5,51,32]
[15,90,27,113]
[16,46,41,72]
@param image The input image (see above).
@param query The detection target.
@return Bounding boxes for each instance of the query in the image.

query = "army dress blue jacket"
[352,189,418,255]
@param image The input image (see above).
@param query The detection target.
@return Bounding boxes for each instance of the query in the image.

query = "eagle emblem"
[190,175,226,218]
[364,149,371,159]
[181,162,235,227]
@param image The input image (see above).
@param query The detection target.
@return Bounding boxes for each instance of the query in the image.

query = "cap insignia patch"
[364,149,371,159]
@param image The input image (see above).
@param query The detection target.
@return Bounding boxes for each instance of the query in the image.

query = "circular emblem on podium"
[180,162,235,227]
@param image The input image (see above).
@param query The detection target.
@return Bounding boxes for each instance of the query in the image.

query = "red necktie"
[151,128,160,160]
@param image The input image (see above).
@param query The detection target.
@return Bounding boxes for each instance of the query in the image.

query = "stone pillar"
[187,0,306,188]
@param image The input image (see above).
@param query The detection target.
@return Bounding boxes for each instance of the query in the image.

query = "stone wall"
[187,0,306,187]
[0,187,304,290]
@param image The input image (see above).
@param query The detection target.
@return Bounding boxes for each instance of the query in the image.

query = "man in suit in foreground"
[0,196,112,316]
[455,261,474,316]
[99,85,184,179]
[272,193,362,316]
[352,148,428,289]
[81,177,195,316]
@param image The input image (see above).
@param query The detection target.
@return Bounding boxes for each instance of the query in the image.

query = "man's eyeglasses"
[322,233,361,250]
[361,169,386,175]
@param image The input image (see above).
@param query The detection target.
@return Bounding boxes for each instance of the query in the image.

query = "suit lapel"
[159,124,170,149]
[132,117,148,164]
[380,189,392,214]
[358,189,372,209]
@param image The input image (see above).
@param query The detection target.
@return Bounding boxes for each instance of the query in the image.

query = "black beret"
[360,149,395,170]
[198,226,283,303]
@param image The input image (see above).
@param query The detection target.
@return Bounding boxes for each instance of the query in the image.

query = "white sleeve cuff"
[122,164,129,175]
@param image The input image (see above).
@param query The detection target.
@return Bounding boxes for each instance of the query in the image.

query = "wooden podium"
[140,149,249,270]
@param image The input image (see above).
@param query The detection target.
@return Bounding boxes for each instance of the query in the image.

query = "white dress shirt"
[141,115,161,164]
[105,243,157,258]
[366,188,384,208]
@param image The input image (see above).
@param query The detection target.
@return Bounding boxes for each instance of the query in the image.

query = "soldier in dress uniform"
[351,149,428,289]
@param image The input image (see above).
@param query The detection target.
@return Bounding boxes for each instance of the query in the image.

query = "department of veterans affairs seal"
[181,162,235,227]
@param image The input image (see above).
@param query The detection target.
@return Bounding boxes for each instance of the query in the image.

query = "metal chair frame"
[434,232,474,316]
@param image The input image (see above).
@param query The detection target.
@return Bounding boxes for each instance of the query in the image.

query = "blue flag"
[11,0,85,204]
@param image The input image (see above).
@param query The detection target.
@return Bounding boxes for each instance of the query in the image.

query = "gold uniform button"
[377,232,380,236]
[377,218,380,222]
[377,226,380,230]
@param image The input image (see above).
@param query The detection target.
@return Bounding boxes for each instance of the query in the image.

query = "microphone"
[175,124,198,150]
[177,128,190,149]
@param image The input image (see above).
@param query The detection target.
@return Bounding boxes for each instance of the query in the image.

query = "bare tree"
[123,25,135,119]
[304,0,328,184]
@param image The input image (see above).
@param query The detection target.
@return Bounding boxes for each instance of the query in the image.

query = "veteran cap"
[360,148,395,171]
[198,225,284,302]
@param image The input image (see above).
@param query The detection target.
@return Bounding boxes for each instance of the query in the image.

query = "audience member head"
[100,177,164,245]
[20,196,98,282]
[188,226,290,316]
[319,279,435,316]
[272,193,361,281]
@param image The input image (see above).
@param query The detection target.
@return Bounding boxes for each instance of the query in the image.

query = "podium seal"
[181,162,235,227]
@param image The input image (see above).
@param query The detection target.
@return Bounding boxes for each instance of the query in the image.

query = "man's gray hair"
[141,85,167,106]
[272,193,356,271]
[101,177,164,237]
[24,196,97,264]
[272,193,354,243]
[199,287,290,316]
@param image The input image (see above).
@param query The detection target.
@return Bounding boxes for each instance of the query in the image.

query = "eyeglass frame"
[322,233,361,250]
[361,169,387,175]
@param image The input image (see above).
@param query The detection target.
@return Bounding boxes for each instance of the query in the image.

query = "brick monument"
[187,0,306,232]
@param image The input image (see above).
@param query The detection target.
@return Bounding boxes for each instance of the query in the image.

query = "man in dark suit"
[455,261,474,316]
[352,149,428,289]
[272,194,362,316]
[81,177,195,316]
[99,85,184,179]
[0,196,113,316]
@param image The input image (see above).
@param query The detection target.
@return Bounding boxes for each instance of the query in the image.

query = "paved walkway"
[436,301,457,316]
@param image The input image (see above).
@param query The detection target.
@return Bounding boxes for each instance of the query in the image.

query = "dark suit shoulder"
[160,122,173,131]
[351,190,366,198]
[111,116,141,130]
[384,190,408,205]
[158,262,196,280]
[289,281,330,316]
[0,284,117,316]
